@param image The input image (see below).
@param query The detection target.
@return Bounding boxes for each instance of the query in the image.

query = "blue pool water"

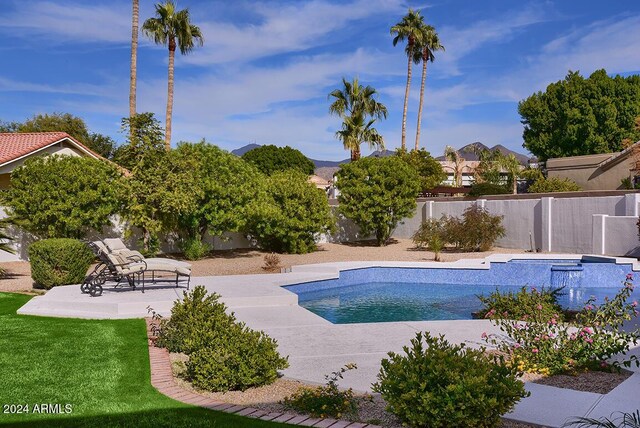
[284,259,638,324]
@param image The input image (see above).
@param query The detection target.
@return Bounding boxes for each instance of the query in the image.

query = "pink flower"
[627,273,634,280]
[536,304,543,310]
[570,333,577,340]
[481,332,488,339]
[633,301,638,308]
[549,318,557,325]
[585,305,593,311]
[514,343,521,349]
[600,361,608,368]
[585,338,593,344]
[532,348,539,354]
[582,327,593,334]
[484,309,496,319]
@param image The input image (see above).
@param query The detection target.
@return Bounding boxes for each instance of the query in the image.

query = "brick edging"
[145,319,380,428]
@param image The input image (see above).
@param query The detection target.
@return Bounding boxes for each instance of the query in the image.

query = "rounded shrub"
[28,238,94,289]
[373,332,528,428]
[468,182,510,197]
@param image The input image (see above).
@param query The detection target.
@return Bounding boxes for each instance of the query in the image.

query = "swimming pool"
[284,258,638,324]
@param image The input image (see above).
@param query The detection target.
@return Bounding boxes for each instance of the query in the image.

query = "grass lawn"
[0,292,284,427]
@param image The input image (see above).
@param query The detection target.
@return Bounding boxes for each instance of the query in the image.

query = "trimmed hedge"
[29,239,94,289]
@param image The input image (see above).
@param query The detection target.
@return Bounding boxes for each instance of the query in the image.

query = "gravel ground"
[526,369,632,394]
[0,239,526,292]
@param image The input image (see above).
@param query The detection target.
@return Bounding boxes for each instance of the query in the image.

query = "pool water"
[296,282,628,324]
[285,260,637,324]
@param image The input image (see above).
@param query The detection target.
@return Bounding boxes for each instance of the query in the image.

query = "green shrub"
[180,237,211,261]
[455,205,505,251]
[241,144,315,176]
[28,238,94,289]
[245,170,335,254]
[284,364,358,419]
[373,332,527,428]
[528,177,581,193]
[336,156,421,246]
[468,182,510,196]
[156,286,289,392]
[477,286,565,321]
[484,275,640,375]
[412,218,446,261]
[5,155,123,239]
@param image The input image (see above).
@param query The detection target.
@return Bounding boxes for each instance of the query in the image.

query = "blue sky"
[1,0,639,160]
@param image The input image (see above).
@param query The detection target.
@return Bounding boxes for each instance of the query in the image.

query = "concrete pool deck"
[16,255,640,427]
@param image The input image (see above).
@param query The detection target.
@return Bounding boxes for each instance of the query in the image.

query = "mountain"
[435,142,532,165]
[308,158,347,168]
[231,143,261,156]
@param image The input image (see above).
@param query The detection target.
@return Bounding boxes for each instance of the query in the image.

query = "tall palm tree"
[497,153,522,194]
[129,0,139,138]
[391,9,426,151]
[329,77,388,161]
[143,1,204,150]
[414,24,444,150]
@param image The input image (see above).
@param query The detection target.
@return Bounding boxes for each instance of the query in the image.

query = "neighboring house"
[439,160,481,187]
[546,142,640,191]
[0,132,107,189]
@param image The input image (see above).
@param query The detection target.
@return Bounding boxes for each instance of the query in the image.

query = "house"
[546,142,640,190]
[0,132,107,189]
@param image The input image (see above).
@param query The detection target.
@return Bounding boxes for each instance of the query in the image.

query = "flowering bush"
[478,286,565,321]
[484,275,640,375]
[283,364,358,419]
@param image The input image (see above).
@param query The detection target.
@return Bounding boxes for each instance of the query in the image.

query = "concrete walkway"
[16,258,640,427]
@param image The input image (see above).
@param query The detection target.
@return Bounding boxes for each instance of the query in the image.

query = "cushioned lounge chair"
[81,240,191,297]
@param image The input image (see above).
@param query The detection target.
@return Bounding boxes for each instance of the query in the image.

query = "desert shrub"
[245,170,335,254]
[373,332,527,428]
[5,155,122,239]
[180,237,210,261]
[156,286,288,392]
[468,182,510,197]
[528,177,581,193]
[412,218,446,261]
[477,286,565,321]
[485,275,640,375]
[336,156,420,246]
[456,205,505,251]
[283,363,359,419]
[262,253,282,272]
[28,238,94,289]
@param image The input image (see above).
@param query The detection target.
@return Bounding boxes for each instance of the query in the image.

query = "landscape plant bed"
[168,352,536,428]
[524,369,632,394]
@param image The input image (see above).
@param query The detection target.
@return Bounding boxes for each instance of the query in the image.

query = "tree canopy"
[519,69,640,161]
[395,148,446,190]
[5,156,123,239]
[336,156,420,246]
[241,144,315,176]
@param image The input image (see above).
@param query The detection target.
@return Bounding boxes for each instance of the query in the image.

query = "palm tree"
[329,77,388,161]
[129,0,139,138]
[414,24,444,150]
[444,145,465,187]
[391,9,426,151]
[142,1,204,151]
[497,153,523,194]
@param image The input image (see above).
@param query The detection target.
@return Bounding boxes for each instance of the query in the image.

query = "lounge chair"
[81,239,192,297]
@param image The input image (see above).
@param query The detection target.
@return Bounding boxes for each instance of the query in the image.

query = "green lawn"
[0,292,283,427]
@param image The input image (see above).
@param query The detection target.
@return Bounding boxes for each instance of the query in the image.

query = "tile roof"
[0,132,100,165]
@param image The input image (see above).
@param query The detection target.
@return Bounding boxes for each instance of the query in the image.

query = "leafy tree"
[113,112,165,170]
[241,144,315,175]
[336,156,420,246]
[519,69,640,161]
[414,24,444,150]
[396,148,446,190]
[528,176,581,193]
[86,133,117,160]
[120,145,199,255]
[142,1,204,150]
[174,141,264,246]
[328,77,387,161]
[4,156,123,239]
[391,8,426,150]
[245,170,335,254]
[468,182,510,197]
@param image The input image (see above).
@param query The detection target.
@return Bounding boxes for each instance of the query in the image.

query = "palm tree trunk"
[401,43,413,151]
[165,39,176,151]
[129,0,138,138]
[512,174,518,194]
[415,50,427,151]
[351,146,361,162]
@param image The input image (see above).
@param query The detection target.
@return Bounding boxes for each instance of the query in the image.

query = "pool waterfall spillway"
[550,263,584,289]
